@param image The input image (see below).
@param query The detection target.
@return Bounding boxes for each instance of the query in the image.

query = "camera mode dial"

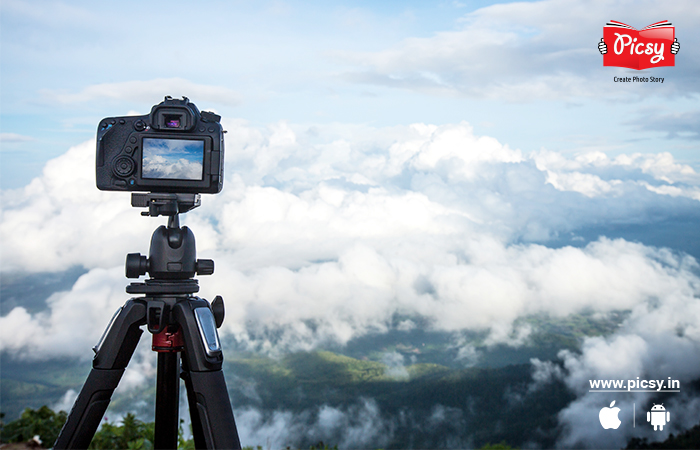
[113,156,135,177]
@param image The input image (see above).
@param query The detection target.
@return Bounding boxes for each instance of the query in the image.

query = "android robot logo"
[647,403,670,431]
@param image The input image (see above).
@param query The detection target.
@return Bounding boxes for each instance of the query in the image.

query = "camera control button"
[125,146,133,154]
[129,136,138,144]
[134,120,146,131]
[114,156,135,177]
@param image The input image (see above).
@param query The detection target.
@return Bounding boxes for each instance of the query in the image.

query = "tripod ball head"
[125,225,214,280]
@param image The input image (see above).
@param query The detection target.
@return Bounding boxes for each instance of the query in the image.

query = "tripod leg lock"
[147,300,168,334]
[194,307,222,357]
[172,298,225,371]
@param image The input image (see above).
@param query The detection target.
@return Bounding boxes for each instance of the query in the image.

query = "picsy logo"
[598,20,680,70]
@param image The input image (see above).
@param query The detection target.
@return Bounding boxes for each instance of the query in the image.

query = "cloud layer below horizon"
[1,118,699,447]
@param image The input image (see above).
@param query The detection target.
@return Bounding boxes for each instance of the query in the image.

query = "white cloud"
[522,248,700,447]
[0,133,35,144]
[142,154,203,180]
[2,115,700,449]
[336,0,700,101]
[382,351,410,379]
[0,140,152,272]
[234,399,394,449]
[41,78,241,107]
[0,267,129,359]
[1,0,96,29]
[1,118,699,359]
[53,389,78,414]
[205,236,699,356]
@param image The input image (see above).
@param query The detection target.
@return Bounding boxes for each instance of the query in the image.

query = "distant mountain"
[626,422,700,449]
[3,309,689,448]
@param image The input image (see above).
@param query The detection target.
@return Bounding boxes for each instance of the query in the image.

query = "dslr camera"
[96,96,224,194]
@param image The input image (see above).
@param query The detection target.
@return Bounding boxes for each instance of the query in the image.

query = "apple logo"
[599,400,622,429]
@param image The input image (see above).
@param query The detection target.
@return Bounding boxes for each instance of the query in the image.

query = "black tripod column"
[152,327,184,450]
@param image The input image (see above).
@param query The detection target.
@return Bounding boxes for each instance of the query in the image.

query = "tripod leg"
[183,367,241,449]
[181,359,206,449]
[54,299,146,449]
[53,368,125,450]
[174,298,241,449]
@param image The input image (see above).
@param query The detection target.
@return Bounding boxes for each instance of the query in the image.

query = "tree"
[0,406,68,446]
[89,413,154,450]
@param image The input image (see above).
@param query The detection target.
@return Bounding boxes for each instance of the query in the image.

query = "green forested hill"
[2,349,572,448]
[0,311,637,448]
[223,350,573,448]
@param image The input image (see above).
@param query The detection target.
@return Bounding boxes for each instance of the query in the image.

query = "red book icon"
[603,20,676,70]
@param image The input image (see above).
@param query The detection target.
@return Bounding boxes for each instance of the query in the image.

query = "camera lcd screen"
[142,138,204,180]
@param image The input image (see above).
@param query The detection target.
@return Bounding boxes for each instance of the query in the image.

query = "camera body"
[96,97,224,194]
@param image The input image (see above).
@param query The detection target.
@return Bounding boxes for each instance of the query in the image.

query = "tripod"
[54,193,241,450]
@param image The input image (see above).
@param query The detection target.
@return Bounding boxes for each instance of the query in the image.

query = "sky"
[142,138,205,180]
[1,0,700,448]
[2,0,699,188]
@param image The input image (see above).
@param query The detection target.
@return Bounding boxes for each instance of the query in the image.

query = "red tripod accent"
[152,327,185,352]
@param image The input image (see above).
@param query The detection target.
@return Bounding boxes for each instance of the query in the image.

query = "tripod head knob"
[212,295,225,328]
[126,253,149,278]
[196,259,215,276]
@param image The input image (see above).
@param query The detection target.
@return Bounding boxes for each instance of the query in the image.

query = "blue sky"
[1,1,700,447]
[1,0,698,188]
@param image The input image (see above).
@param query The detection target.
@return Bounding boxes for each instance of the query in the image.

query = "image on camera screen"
[142,138,204,180]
